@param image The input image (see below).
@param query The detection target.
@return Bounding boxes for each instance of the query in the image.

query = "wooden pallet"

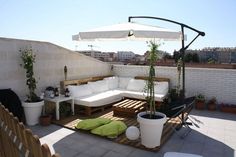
[52,108,185,152]
[113,99,146,117]
[76,103,113,116]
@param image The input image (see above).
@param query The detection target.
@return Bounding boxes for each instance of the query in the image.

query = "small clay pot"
[195,100,205,110]
[220,104,236,114]
[40,115,52,126]
[207,103,216,111]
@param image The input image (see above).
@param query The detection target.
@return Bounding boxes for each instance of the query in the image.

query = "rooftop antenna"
[88,44,94,50]
[88,44,99,50]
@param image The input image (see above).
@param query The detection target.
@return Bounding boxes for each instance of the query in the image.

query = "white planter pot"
[137,111,166,148]
[22,100,44,126]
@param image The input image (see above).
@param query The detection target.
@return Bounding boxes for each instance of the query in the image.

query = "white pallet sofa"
[61,76,169,116]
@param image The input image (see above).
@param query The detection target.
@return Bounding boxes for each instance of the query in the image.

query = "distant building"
[105,52,117,62]
[77,50,117,62]
[186,47,236,63]
[117,51,135,61]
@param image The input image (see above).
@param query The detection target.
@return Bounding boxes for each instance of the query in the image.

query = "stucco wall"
[1,37,235,105]
[0,37,111,100]
[113,65,236,104]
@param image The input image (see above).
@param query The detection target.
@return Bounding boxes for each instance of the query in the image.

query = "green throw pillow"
[91,121,127,138]
[75,118,112,130]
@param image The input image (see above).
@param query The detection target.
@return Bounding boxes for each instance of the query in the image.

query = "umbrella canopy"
[72,22,182,41]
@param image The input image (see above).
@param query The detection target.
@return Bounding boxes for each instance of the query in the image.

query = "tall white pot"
[22,100,44,126]
[137,111,166,148]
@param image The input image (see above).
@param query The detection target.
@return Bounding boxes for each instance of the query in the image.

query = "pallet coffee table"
[113,98,146,117]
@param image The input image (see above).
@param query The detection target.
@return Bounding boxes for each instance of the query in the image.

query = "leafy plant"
[144,41,160,118]
[59,103,71,117]
[196,94,205,101]
[208,97,216,104]
[20,47,41,102]
[176,58,182,97]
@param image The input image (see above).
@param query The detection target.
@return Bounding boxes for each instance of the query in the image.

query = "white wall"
[113,65,236,104]
[0,37,111,100]
[1,37,236,105]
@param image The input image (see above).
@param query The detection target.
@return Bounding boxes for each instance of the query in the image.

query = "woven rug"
[52,109,182,152]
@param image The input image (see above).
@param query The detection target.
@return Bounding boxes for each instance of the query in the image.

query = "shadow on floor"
[191,109,236,121]
[48,125,235,157]
[28,109,236,157]
[161,128,235,157]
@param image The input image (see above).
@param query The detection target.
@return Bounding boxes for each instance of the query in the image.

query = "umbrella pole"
[181,26,185,99]
[128,16,205,98]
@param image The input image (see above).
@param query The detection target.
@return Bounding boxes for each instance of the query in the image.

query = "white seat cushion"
[121,90,146,100]
[118,77,133,89]
[154,82,169,95]
[72,78,169,109]
[104,76,119,89]
[154,93,167,102]
[74,90,123,107]
[88,80,109,93]
[126,79,146,92]
[122,90,166,102]
[67,85,92,98]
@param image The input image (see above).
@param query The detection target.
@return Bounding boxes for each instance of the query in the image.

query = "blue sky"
[0,0,235,54]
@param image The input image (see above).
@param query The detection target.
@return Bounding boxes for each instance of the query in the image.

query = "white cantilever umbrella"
[72,22,182,41]
[72,17,204,98]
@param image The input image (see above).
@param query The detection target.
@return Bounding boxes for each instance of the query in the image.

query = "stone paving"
[29,110,236,157]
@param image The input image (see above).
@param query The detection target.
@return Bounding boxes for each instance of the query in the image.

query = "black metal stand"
[164,97,196,138]
[128,16,205,98]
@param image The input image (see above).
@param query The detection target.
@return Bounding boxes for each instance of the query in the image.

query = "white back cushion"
[126,79,146,92]
[104,76,119,89]
[154,82,169,95]
[88,80,109,93]
[118,77,133,89]
[67,84,92,97]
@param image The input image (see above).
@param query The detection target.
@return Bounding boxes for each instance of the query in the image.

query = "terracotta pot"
[195,100,205,110]
[207,103,217,111]
[220,105,236,114]
[40,115,52,126]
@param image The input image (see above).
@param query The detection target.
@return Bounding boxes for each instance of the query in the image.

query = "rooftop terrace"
[1,37,236,157]
[28,110,236,157]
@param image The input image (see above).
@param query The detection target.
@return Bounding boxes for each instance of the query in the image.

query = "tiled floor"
[29,110,236,157]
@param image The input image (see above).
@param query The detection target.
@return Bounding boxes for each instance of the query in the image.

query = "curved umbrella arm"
[129,16,205,98]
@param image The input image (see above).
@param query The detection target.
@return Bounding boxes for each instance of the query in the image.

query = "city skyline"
[0,0,235,55]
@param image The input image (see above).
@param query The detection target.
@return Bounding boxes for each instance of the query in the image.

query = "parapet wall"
[0,37,111,99]
[1,37,235,105]
[113,65,236,104]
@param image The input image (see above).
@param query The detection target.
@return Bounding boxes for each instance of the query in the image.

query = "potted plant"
[170,88,179,102]
[168,58,184,103]
[220,103,236,114]
[175,58,184,100]
[195,94,205,110]
[20,47,44,126]
[39,97,52,126]
[207,97,217,111]
[39,113,52,126]
[137,41,166,148]
[59,103,72,118]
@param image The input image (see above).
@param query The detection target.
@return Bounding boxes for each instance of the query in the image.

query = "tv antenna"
[88,44,99,50]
